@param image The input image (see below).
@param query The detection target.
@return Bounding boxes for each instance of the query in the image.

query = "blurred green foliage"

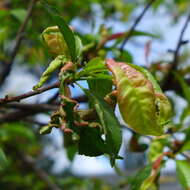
[1,0,190,189]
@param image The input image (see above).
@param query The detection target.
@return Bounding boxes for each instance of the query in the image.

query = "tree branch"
[0,110,38,123]
[0,0,37,85]
[173,14,190,67]
[2,102,58,111]
[120,0,156,52]
[0,82,60,105]
[162,12,190,90]
[0,103,58,123]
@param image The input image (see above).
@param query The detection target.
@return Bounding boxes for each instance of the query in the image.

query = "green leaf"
[176,160,190,189]
[0,147,8,171]
[33,55,67,90]
[66,146,77,161]
[153,0,165,10]
[81,74,112,80]
[64,133,77,161]
[180,141,190,152]
[119,50,133,63]
[39,125,52,135]
[148,138,165,163]
[88,79,112,98]
[130,165,152,190]
[76,57,108,78]
[0,27,8,42]
[81,87,122,166]
[86,58,112,97]
[174,72,190,104]
[78,127,106,156]
[131,30,159,38]
[75,35,83,60]
[0,123,35,142]
[42,1,77,61]
[180,106,190,123]
[10,9,27,23]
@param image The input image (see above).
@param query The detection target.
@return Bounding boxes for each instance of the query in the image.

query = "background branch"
[0,0,37,86]
[0,103,58,123]
[162,12,190,90]
[120,0,156,52]
[2,103,58,110]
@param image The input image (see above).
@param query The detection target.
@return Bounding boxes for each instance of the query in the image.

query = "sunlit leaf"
[76,57,108,78]
[106,59,170,135]
[130,165,152,190]
[42,1,77,61]
[176,160,190,189]
[10,9,27,23]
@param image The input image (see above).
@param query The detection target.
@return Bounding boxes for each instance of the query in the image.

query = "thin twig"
[0,110,38,123]
[173,13,190,67]
[0,0,37,85]
[0,103,57,123]
[0,82,60,105]
[2,102,58,110]
[120,0,156,52]
[162,12,190,90]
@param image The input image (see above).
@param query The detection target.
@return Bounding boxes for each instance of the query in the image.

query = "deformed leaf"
[42,1,77,61]
[176,160,190,189]
[41,26,70,57]
[126,63,171,126]
[33,55,67,90]
[106,59,168,136]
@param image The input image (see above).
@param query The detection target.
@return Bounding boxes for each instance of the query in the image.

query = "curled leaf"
[106,59,171,136]
[33,55,68,90]
[42,26,70,57]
